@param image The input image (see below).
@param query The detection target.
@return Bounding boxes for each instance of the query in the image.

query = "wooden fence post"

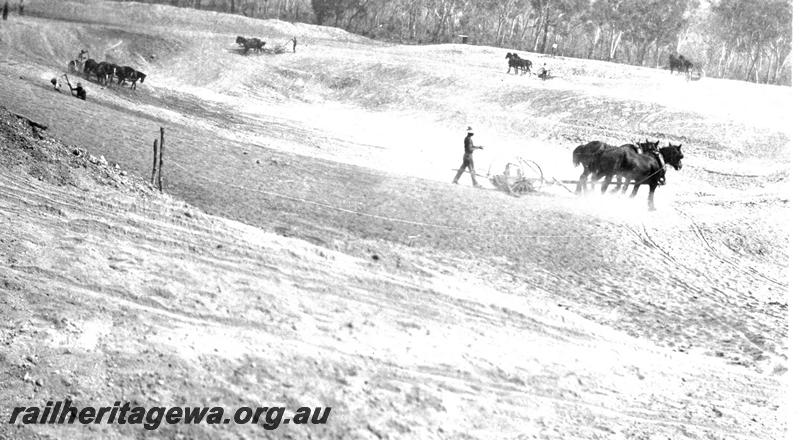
[151,139,158,186]
[158,127,165,192]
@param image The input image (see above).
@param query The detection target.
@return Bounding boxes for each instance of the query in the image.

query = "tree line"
[116,0,791,85]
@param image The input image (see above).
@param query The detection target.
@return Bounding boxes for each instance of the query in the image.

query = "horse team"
[69,58,147,90]
[573,139,684,211]
[669,54,700,76]
[236,36,267,54]
[505,52,533,75]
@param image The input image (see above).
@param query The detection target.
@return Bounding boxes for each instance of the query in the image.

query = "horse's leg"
[610,175,622,194]
[600,174,613,194]
[629,183,641,198]
[589,174,600,192]
[647,183,657,211]
[621,177,632,194]
[576,170,589,195]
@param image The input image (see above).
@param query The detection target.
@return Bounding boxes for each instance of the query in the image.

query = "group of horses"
[68,59,147,90]
[236,36,267,54]
[572,139,684,210]
[669,54,700,75]
[505,52,552,79]
[505,52,533,75]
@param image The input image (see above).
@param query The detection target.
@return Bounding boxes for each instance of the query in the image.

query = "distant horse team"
[505,52,532,75]
[505,53,553,79]
[236,36,267,54]
[668,53,702,80]
[573,139,684,210]
[668,54,692,74]
[69,58,147,90]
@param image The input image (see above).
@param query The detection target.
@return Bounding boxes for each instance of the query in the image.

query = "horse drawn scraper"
[488,157,544,196]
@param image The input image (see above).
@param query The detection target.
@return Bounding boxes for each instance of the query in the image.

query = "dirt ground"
[0,1,790,439]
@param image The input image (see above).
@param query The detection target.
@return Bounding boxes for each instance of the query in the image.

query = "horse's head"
[505,52,512,59]
[661,143,684,170]
[137,72,147,83]
[236,36,245,44]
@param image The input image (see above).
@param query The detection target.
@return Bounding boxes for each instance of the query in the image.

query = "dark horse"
[83,58,98,76]
[680,55,694,74]
[573,140,614,194]
[236,36,266,54]
[93,62,117,86]
[668,54,682,74]
[117,66,146,89]
[592,141,684,210]
[505,53,531,75]
[573,140,668,195]
[669,53,694,76]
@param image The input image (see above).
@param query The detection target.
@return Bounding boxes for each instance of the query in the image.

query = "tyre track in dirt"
[675,206,786,289]
[618,214,785,366]
[9,210,773,439]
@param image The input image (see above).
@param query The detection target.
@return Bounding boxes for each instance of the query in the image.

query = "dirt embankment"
[0,106,787,439]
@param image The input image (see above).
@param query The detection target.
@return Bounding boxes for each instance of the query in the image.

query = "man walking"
[3,2,9,20]
[452,126,484,187]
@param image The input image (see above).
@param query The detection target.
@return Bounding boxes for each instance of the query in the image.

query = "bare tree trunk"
[539,6,550,53]
[716,43,727,77]
[775,52,790,84]
[654,42,661,68]
[609,31,623,60]
[588,26,601,59]
[494,8,505,45]
[746,49,759,82]
[764,53,773,83]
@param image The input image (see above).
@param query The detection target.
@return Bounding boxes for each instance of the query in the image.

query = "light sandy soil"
[0,1,789,439]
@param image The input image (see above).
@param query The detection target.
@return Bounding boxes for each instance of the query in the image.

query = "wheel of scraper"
[515,158,544,193]
[499,159,544,196]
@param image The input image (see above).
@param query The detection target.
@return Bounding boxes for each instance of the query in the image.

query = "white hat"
[467,126,474,134]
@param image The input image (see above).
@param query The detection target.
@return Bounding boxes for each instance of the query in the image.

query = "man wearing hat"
[452,126,483,187]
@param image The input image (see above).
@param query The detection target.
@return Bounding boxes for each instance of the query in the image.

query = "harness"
[631,150,666,186]
[654,151,666,185]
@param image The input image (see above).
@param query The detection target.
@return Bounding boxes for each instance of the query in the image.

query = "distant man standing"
[77,49,89,72]
[64,75,86,100]
[71,82,86,100]
[538,62,549,78]
[452,126,483,187]
[3,1,9,20]
[291,36,297,53]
